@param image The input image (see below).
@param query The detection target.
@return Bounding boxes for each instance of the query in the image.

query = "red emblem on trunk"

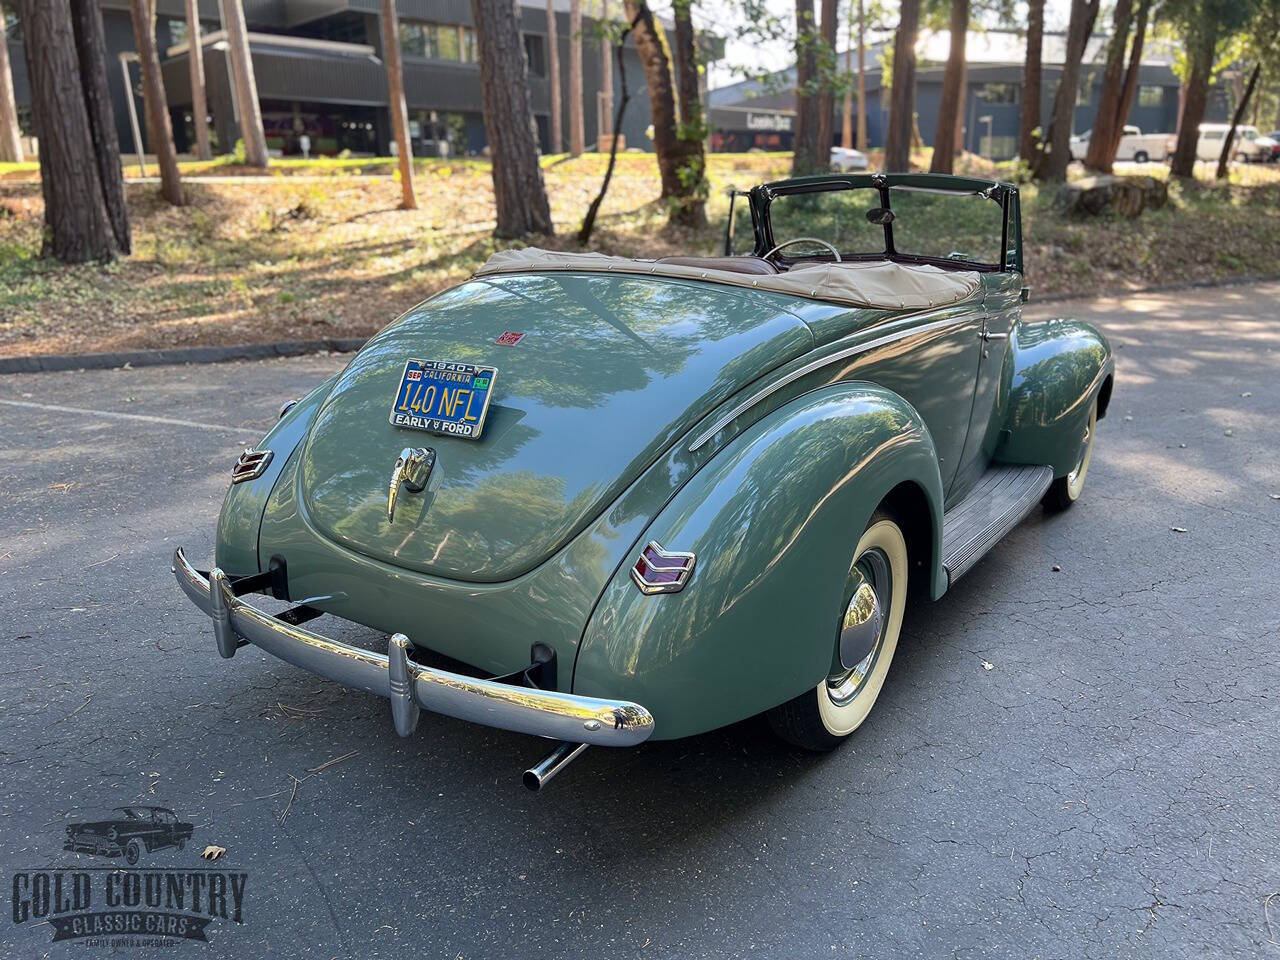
[496,331,525,346]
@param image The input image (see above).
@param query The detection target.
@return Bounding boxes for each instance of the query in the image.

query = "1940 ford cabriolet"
[175,173,1113,790]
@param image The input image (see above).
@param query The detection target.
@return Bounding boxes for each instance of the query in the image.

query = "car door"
[950,271,1021,497]
[853,301,985,504]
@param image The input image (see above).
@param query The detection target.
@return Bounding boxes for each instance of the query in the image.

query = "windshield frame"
[736,172,1021,274]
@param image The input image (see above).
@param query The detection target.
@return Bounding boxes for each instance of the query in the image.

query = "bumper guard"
[172,549,655,747]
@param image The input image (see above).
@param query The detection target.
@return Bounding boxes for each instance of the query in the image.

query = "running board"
[941,464,1054,586]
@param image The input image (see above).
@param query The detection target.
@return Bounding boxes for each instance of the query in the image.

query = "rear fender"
[993,318,1114,476]
[215,378,334,575]
[572,383,944,740]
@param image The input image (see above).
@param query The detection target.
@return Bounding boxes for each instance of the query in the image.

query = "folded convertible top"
[475,247,982,310]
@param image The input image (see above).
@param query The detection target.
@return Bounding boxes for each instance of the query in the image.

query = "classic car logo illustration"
[9,804,248,947]
[495,330,525,345]
[63,805,194,866]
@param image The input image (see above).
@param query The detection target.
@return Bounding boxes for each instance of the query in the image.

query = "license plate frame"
[388,359,498,440]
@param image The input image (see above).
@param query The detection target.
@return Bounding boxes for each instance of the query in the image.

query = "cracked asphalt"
[1,280,1278,959]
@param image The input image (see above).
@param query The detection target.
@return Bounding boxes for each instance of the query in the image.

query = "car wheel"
[1043,398,1097,511]
[1133,150,1149,163]
[1235,151,1249,163]
[124,838,145,867]
[766,510,908,751]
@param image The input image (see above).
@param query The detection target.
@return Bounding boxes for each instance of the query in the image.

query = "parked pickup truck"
[1069,125,1169,163]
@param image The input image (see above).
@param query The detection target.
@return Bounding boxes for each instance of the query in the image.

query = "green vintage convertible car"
[175,173,1113,789]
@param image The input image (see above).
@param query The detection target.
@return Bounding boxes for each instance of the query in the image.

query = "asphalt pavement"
[1,281,1278,959]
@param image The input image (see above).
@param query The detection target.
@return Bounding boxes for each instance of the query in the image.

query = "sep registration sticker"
[389,359,498,440]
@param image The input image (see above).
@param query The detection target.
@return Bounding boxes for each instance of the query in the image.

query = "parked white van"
[1195,124,1271,162]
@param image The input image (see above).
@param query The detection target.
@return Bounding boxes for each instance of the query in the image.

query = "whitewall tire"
[767,510,909,751]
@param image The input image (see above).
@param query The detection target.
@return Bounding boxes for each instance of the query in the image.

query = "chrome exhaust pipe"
[523,742,588,792]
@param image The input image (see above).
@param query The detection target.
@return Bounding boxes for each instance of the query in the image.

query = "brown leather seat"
[655,255,778,276]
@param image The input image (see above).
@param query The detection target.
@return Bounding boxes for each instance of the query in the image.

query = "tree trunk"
[19,0,117,262]
[599,0,612,137]
[70,0,131,252]
[883,0,919,171]
[671,0,705,226]
[472,0,553,236]
[815,0,837,165]
[580,19,635,243]
[1107,0,1149,160]
[624,0,689,198]
[380,0,417,208]
[792,0,821,174]
[546,0,562,151]
[184,0,210,160]
[1042,0,1098,182]
[856,0,866,150]
[569,0,584,156]
[1170,24,1216,178]
[841,13,852,150]
[929,0,967,173]
[221,0,267,166]
[140,0,157,153]
[1216,62,1260,179]
[1019,0,1043,163]
[129,0,183,204]
[0,9,23,162]
[953,56,966,154]
[1082,0,1132,172]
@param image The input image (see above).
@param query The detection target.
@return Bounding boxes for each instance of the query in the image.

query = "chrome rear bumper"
[172,548,654,747]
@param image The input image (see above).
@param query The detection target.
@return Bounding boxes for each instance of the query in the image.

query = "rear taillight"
[631,541,696,595]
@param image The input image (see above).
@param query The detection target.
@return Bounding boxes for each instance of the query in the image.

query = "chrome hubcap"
[828,548,891,706]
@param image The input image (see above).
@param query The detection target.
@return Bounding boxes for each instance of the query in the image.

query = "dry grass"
[1,152,1277,358]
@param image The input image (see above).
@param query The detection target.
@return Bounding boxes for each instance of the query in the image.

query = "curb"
[0,337,368,375]
[3,274,1277,375]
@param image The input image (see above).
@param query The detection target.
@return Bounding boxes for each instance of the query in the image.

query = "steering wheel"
[763,237,842,263]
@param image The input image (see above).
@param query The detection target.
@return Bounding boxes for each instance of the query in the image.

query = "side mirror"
[1020,285,1031,304]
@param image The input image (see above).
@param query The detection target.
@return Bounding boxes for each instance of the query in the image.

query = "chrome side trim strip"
[687,313,974,452]
[172,548,656,746]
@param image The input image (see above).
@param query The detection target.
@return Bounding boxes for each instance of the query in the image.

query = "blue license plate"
[389,359,498,440]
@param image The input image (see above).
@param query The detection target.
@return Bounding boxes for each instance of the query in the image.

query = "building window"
[435,23,460,60]
[1076,72,1095,105]
[1138,85,1163,108]
[979,83,1017,104]
[980,134,1017,160]
[400,21,478,63]
[399,21,426,56]
[524,34,545,76]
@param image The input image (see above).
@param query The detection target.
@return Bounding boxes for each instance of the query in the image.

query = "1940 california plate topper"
[389,359,497,440]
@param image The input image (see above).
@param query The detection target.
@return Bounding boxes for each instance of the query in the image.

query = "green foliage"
[233,139,247,164]
[995,158,1036,185]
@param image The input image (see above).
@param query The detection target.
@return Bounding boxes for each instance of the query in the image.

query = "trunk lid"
[298,272,812,581]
